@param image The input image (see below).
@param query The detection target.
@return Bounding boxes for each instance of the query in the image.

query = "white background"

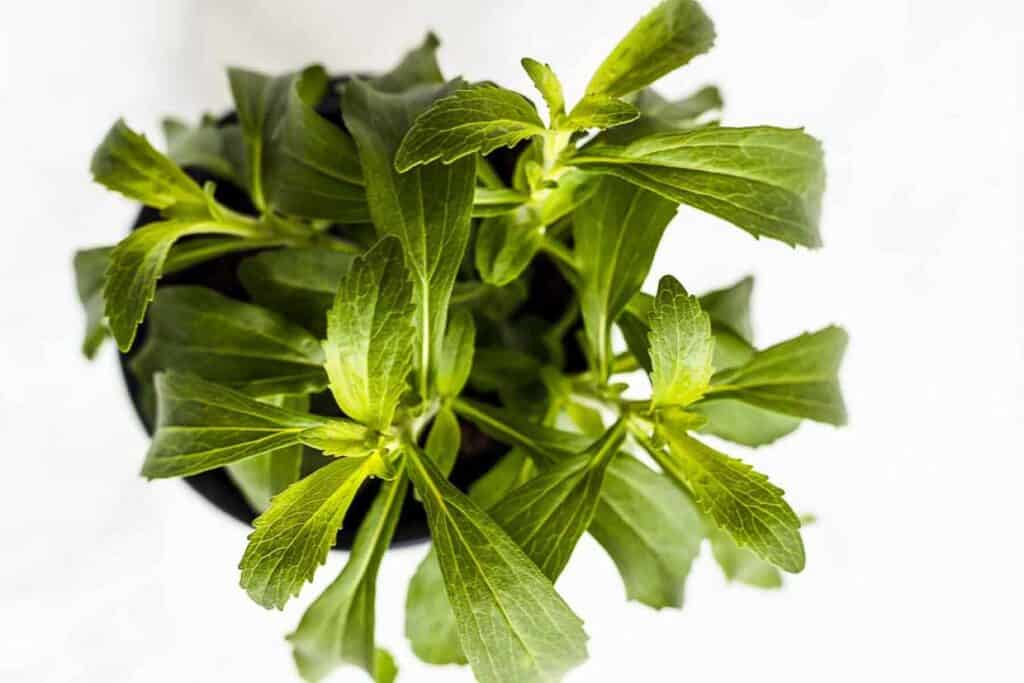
[1,1,1020,681]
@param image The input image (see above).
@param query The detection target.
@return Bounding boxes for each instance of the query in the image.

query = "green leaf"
[436,309,475,398]
[453,398,702,608]
[691,399,800,448]
[590,455,703,608]
[405,546,467,666]
[709,326,848,425]
[226,395,308,512]
[371,33,444,93]
[238,247,356,336]
[143,372,359,478]
[475,207,544,286]
[489,420,626,580]
[472,186,530,217]
[404,444,589,683]
[575,176,677,378]
[240,454,380,609]
[655,417,805,572]
[374,649,398,683]
[131,286,327,397]
[162,116,238,182]
[394,84,546,172]
[263,70,368,221]
[536,169,598,225]
[521,58,565,122]
[648,275,714,408]
[73,247,113,358]
[425,407,461,478]
[343,79,476,393]
[90,119,208,210]
[323,236,415,430]
[563,94,639,131]
[586,0,715,97]
[104,218,249,351]
[700,275,754,343]
[573,126,826,248]
[597,85,723,145]
[707,523,783,589]
[288,476,408,681]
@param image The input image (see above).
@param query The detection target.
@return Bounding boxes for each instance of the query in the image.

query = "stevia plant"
[74,0,847,680]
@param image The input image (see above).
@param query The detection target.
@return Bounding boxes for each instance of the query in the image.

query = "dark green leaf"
[131,286,327,397]
[240,454,381,609]
[226,395,308,512]
[655,417,805,572]
[586,0,715,97]
[648,275,714,408]
[289,476,408,681]
[573,126,826,247]
[74,247,113,358]
[104,218,250,351]
[263,70,368,221]
[404,444,589,683]
[143,372,360,478]
[371,33,444,93]
[575,177,677,377]
[343,79,476,391]
[394,84,546,172]
[162,116,238,182]
[489,420,626,580]
[436,310,475,398]
[709,326,848,425]
[90,119,208,210]
[238,247,356,335]
[324,236,415,430]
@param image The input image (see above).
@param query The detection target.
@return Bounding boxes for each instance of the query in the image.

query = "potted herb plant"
[74,0,847,680]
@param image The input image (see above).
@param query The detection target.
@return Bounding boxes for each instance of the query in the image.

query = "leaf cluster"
[74,2,846,681]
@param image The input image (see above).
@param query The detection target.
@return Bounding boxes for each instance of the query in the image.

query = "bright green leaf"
[436,309,475,398]
[90,119,208,210]
[289,476,408,681]
[575,176,677,378]
[323,236,416,430]
[649,275,714,408]
[692,399,800,448]
[343,79,476,393]
[655,417,805,572]
[573,126,826,247]
[425,407,461,478]
[104,218,250,351]
[394,84,546,172]
[521,57,565,123]
[709,326,848,425]
[475,207,545,286]
[707,523,783,590]
[586,0,715,97]
[404,444,589,683]
[239,454,380,609]
[563,94,639,131]
[131,286,327,397]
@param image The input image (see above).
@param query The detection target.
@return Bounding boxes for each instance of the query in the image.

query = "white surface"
[1,1,1020,681]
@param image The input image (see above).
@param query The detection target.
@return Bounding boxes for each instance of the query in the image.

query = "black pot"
[118,76,582,549]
